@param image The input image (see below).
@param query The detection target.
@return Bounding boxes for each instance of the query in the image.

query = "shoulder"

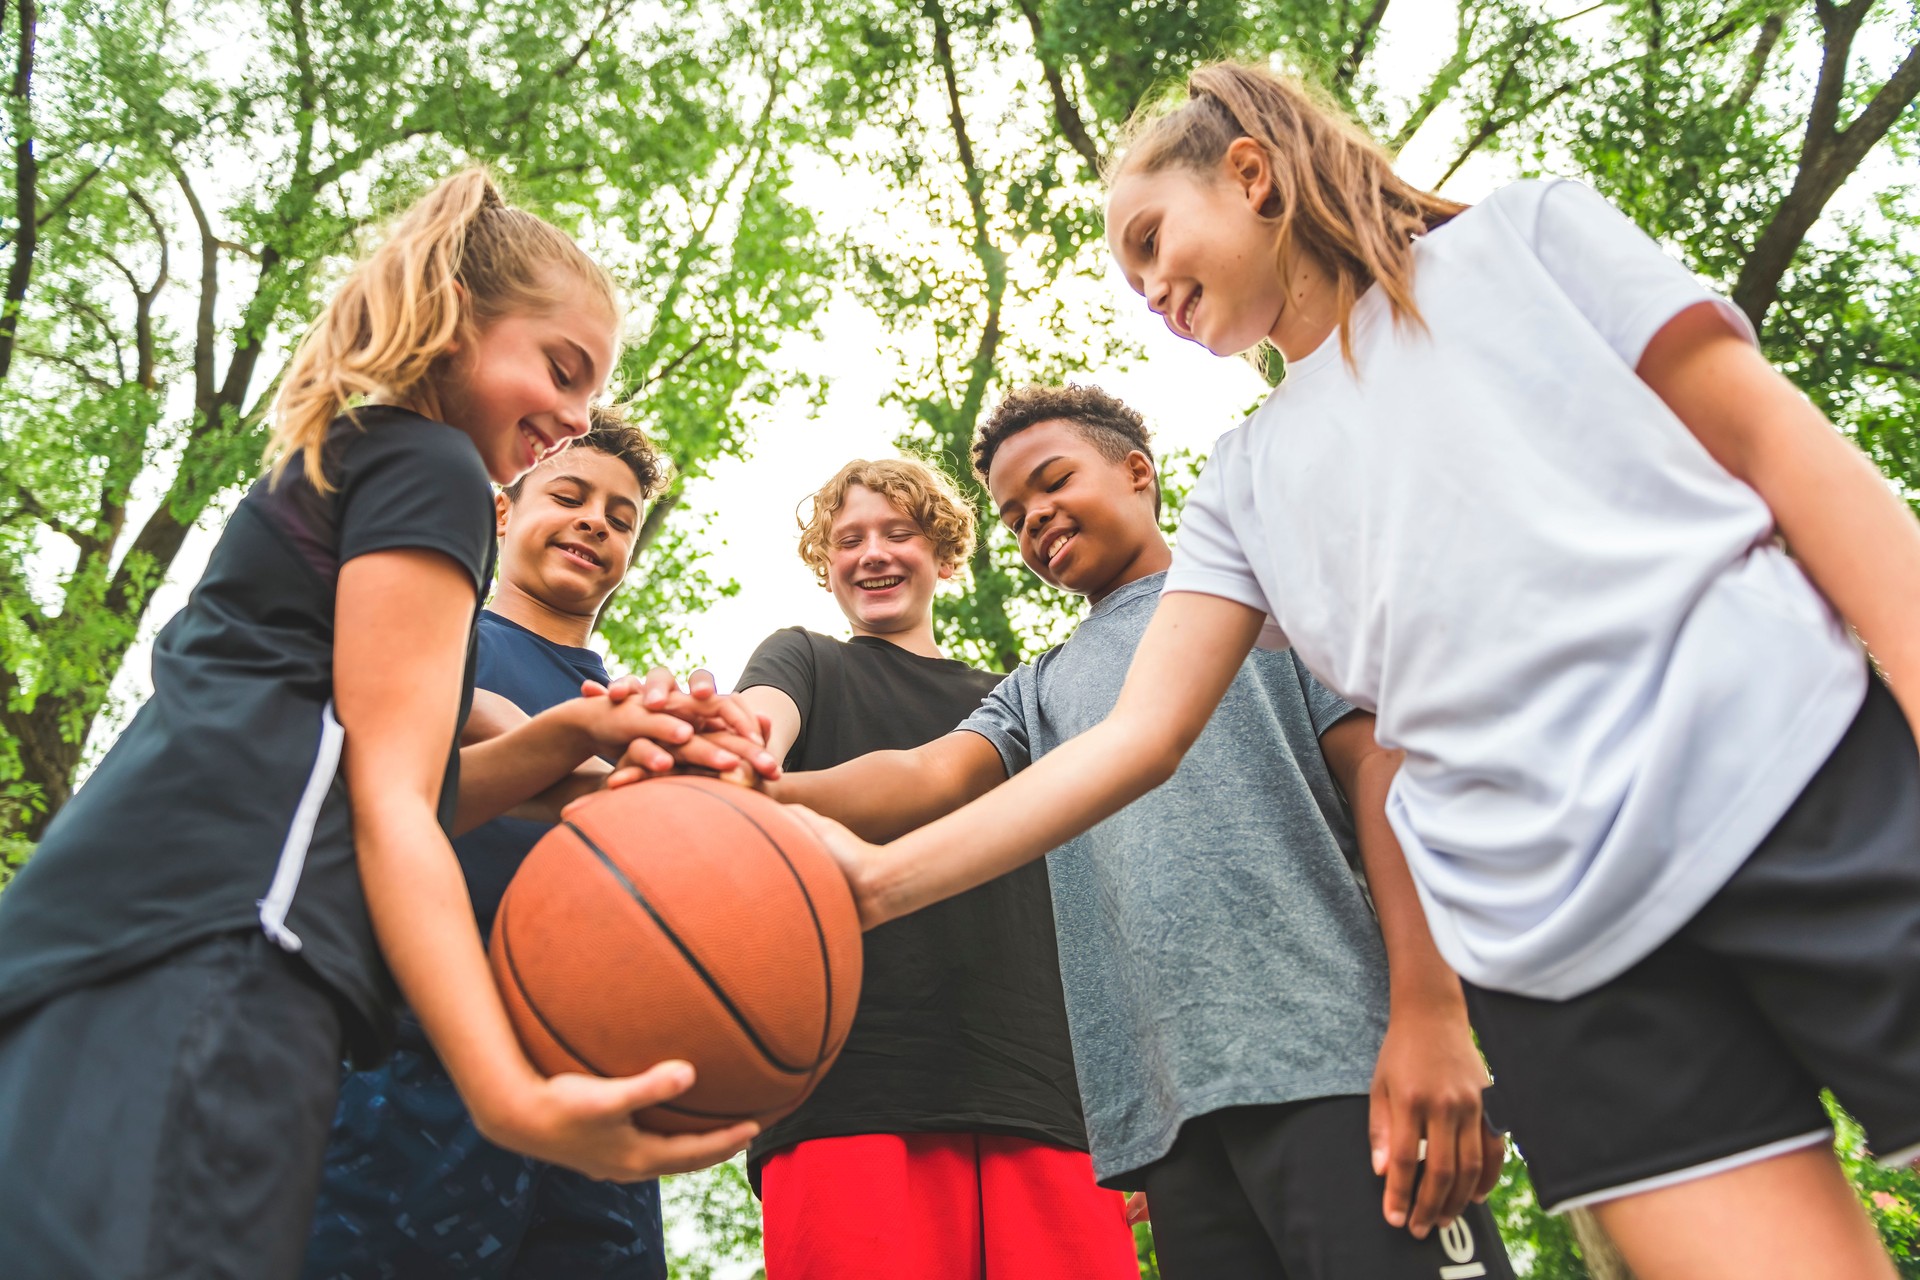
[335,407,489,485]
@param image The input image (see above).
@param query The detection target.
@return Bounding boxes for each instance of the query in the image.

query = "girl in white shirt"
[794,61,1920,1280]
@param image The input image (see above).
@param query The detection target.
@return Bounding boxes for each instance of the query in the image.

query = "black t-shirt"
[458,611,610,942]
[0,408,496,1064]
[738,628,1087,1173]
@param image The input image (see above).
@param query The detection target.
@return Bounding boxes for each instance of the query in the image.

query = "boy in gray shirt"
[765,386,1513,1279]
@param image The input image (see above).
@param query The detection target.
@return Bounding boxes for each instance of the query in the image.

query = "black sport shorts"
[1464,676,1920,1213]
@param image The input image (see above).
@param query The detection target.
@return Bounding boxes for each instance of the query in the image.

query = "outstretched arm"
[1642,303,1920,733]
[337,549,755,1181]
[798,591,1264,927]
[1320,713,1502,1240]
[769,730,1009,844]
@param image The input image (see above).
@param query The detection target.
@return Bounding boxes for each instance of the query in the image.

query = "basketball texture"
[489,776,863,1133]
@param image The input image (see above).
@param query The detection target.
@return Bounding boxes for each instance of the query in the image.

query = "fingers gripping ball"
[490,777,863,1133]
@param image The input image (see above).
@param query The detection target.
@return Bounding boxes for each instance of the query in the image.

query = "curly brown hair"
[973,383,1159,515]
[796,457,976,588]
[502,402,669,504]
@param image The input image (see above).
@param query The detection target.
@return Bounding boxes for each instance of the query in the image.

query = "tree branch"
[1337,0,1392,91]
[1722,10,1785,116]
[0,0,38,383]
[170,163,218,415]
[1014,0,1103,176]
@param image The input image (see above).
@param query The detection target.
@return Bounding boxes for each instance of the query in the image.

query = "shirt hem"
[1088,1073,1378,1188]
[1426,658,1868,999]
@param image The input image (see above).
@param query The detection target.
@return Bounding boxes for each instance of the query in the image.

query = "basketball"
[489,775,863,1133]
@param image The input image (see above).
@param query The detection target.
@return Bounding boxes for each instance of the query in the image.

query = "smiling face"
[495,445,642,618]
[825,484,954,638]
[435,289,620,486]
[988,418,1161,601]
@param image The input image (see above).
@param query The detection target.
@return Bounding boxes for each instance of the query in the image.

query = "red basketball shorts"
[760,1131,1139,1280]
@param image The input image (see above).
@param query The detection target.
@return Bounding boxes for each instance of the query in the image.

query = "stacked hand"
[577,668,780,790]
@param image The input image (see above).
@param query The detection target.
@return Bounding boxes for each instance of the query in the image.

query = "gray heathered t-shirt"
[959,571,1390,1186]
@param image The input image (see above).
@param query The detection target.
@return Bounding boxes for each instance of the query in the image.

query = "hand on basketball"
[1368,1001,1504,1239]
[476,1060,757,1182]
[578,671,779,786]
[786,805,889,930]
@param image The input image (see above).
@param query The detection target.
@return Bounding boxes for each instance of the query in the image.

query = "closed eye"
[550,358,573,390]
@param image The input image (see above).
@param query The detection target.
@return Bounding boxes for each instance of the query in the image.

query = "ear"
[494,489,511,538]
[1224,136,1274,215]
[1126,449,1157,499]
[937,559,957,582]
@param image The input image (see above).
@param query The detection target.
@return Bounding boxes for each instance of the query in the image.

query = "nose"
[556,396,593,444]
[575,506,608,540]
[1145,271,1171,317]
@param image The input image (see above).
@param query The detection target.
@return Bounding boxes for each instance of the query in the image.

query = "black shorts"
[0,930,345,1279]
[1140,1096,1514,1280]
[1465,676,1920,1213]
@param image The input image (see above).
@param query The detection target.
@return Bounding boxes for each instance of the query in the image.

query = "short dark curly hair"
[973,383,1159,515]
[502,402,670,504]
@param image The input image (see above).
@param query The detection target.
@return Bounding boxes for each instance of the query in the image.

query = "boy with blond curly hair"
[734,457,1136,1280]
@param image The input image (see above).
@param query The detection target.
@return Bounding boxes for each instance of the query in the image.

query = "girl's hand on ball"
[476,1060,758,1181]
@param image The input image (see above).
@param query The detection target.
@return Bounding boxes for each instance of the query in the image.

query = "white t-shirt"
[1164,179,1866,999]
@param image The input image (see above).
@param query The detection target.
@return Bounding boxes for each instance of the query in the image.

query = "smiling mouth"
[520,421,558,462]
[1176,287,1201,338]
[856,576,903,591]
[1040,530,1077,567]
[554,541,602,569]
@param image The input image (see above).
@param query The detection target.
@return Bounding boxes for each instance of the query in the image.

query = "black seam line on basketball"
[654,779,836,1080]
[498,899,615,1078]
[564,818,812,1077]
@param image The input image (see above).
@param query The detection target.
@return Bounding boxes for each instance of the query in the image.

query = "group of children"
[0,54,1913,1280]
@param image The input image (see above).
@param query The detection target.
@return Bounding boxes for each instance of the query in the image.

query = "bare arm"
[798,592,1265,927]
[1321,712,1500,1238]
[337,549,756,1179]
[769,730,1009,844]
[1641,303,1920,730]
[736,685,803,764]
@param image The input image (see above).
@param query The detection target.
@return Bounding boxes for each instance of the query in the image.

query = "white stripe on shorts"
[1546,1129,1832,1216]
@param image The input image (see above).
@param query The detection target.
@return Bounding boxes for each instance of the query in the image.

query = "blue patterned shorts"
[302,1019,665,1280]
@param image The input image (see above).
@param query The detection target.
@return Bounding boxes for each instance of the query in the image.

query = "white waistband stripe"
[1546,1129,1833,1215]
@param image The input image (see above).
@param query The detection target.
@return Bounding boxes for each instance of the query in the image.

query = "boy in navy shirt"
[305,412,673,1280]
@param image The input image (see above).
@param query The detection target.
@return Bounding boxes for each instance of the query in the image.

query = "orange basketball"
[489,775,863,1133]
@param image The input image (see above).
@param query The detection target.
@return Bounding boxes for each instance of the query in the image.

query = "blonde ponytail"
[1111,62,1465,369]
[268,169,618,491]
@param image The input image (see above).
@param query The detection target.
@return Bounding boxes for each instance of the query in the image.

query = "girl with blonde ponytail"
[0,170,765,1279]
[798,58,1920,1280]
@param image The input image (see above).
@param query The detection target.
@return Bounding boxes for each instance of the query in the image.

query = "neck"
[1268,254,1341,362]
[851,615,943,660]
[1084,530,1173,607]
[488,580,597,649]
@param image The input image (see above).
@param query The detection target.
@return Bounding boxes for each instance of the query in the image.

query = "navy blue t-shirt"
[459,612,610,940]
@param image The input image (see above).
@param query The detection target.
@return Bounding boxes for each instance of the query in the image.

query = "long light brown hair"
[1110,62,1465,367]
[268,169,619,492]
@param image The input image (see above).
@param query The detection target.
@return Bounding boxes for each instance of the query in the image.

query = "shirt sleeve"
[336,421,496,597]
[735,628,818,727]
[1291,652,1356,737]
[1163,434,1289,650]
[957,664,1033,776]
[1529,179,1756,369]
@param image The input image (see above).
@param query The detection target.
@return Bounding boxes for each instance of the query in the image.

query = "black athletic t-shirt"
[0,408,495,1065]
[739,628,1087,1175]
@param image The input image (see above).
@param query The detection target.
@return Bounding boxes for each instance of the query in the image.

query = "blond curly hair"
[797,458,976,588]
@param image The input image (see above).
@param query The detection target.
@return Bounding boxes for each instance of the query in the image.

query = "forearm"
[455,701,595,835]
[773,749,995,843]
[1749,409,1920,717]
[861,715,1178,924]
[1346,746,1467,1014]
[356,800,537,1132]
